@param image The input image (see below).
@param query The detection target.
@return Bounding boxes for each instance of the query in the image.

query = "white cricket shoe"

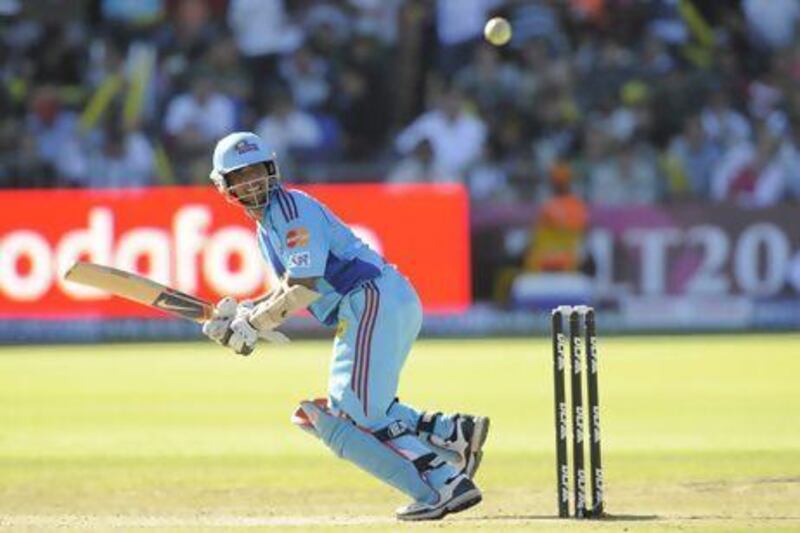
[428,415,490,479]
[396,474,482,521]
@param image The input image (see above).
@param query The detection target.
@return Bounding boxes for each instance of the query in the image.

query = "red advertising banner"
[0,185,470,319]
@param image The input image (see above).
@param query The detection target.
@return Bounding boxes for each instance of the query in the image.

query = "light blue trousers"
[328,265,455,438]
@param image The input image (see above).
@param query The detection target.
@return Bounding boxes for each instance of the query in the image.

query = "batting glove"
[227,312,259,356]
[202,296,238,344]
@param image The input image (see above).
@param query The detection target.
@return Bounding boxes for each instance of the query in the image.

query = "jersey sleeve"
[273,193,329,279]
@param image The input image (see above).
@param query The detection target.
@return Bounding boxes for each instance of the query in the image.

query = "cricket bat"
[64,262,214,323]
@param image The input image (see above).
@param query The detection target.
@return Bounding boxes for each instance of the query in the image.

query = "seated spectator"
[604,80,653,143]
[524,163,588,272]
[395,86,487,182]
[663,114,721,200]
[228,0,303,92]
[742,0,800,51]
[164,70,236,150]
[0,131,58,188]
[467,142,514,201]
[454,44,520,113]
[279,45,331,111]
[388,138,449,183]
[435,0,503,75]
[155,0,221,62]
[348,0,404,45]
[711,120,795,206]
[57,119,155,188]
[254,90,323,160]
[638,33,676,77]
[24,86,79,170]
[588,139,661,206]
[701,91,752,148]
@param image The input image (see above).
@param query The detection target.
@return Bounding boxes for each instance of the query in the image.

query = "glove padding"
[227,310,259,356]
[202,296,238,343]
[203,296,290,355]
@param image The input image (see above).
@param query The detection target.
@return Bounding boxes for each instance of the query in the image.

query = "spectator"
[701,91,752,148]
[156,0,221,62]
[388,138,449,183]
[435,0,504,75]
[637,33,676,78]
[454,44,520,113]
[467,142,514,201]
[395,86,487,182]
[57,119,155,188]
[24,86,79,169]
[662,114,721,200]
[588,139,661,206]
[742,0,800,51]
[279,45,331,110]
[603,80,653,143]
[348,0,404,45]
[227,0,303,97]
[254,90,323,161]
[524,162,588,273]
[0,131,58,188]
[711,120,795,207]
[164,70,236,147]
[164,69,235,182]
[506,0,565,51]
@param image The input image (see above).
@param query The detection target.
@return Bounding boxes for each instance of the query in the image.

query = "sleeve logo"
[288,251,311,268]
[286,227,310,248]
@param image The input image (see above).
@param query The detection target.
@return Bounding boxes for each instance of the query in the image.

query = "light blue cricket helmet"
[212,131,273,175]
[210,132,281,208]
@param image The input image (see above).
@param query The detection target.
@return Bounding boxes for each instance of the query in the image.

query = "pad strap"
[373,421,414,442]
[413,452,447,473]
[416,411,441,434]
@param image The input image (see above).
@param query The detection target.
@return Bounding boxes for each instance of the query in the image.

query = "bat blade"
[64,262,213,323]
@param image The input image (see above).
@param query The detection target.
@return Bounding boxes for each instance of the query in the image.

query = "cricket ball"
[484,17,512,46]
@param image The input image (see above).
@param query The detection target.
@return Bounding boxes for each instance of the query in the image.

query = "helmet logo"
[234,140,258,155]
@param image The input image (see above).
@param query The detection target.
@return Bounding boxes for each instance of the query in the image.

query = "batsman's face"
[225,164,269,210]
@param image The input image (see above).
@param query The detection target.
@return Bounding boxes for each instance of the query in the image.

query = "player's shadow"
[462,513,660,522]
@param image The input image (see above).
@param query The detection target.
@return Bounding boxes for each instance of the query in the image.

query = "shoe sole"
[396,488,483,521]
[465,417,490,479]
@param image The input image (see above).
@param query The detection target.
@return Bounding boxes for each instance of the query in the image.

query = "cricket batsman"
[200,132,490,520]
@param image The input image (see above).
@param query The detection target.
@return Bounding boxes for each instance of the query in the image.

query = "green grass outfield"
[1,334,799,531]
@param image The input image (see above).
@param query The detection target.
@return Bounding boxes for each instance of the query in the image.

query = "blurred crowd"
[2,0,800,207]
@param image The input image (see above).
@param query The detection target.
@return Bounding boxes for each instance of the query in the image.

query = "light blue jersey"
[257,187,384,326]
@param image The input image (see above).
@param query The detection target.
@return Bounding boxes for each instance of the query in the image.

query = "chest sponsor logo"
[286,227,309,248]
[288,251,311,268]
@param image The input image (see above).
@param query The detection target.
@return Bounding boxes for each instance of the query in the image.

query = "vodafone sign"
[0,185,470,319]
